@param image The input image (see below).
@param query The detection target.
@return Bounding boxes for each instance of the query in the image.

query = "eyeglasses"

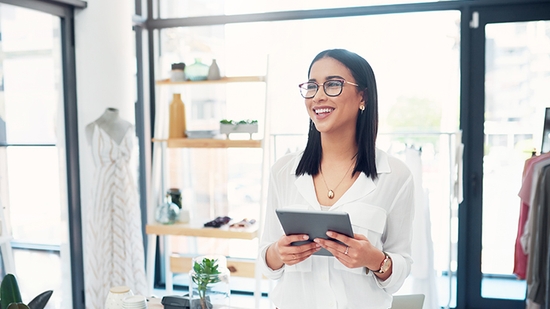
[298,79,359,99]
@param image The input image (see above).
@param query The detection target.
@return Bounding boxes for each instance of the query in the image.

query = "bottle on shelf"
[207,59,221,80]
[170,62,186,82]
[169,93,187,138]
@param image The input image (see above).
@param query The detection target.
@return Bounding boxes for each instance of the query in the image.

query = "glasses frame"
[298,79,359,99]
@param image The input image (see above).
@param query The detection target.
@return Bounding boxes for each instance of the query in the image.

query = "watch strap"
[373,252,391,274]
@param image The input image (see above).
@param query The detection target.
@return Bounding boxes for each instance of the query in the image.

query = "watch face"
[379,254,391,273]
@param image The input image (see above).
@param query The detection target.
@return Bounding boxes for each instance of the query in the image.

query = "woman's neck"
[321,133,357,162]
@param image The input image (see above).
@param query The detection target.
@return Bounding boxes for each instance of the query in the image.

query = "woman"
[258,49,415,309]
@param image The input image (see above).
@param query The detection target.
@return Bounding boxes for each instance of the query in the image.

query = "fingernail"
[326,231,334,237]
[303,235,309,240]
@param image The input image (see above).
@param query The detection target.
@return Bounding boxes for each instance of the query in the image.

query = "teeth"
[315,108,333,114]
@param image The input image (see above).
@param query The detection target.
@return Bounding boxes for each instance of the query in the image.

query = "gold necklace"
[319,160,355,199]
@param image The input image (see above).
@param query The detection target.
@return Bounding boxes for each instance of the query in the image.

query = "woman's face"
[306,57,363,136]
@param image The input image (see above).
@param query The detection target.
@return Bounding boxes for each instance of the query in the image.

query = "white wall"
[74,0,135,216]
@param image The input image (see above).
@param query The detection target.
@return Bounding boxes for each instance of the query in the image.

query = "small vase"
[155,194,180,225]
[185,58,209,81]
[167,188,190,223]
[207,59,221,80]
[189,255,230,309]
[169,93,187,138]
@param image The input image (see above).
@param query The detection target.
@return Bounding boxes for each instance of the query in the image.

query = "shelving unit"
[146,74,269,306]
[151,138,262,149]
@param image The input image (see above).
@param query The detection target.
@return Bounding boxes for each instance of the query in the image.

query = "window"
[155,10,461,307]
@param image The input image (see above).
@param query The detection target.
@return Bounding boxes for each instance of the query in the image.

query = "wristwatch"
[373,252,391,274]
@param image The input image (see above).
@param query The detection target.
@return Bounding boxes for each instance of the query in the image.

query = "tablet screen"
[275,209,354,256]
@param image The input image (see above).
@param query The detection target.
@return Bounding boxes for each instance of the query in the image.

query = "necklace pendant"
[328,190,335,199]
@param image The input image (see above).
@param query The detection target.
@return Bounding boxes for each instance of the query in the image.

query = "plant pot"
[219,123,258,139]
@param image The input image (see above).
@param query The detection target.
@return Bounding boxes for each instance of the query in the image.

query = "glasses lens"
[300,82,318,98]
[324,80,344,97]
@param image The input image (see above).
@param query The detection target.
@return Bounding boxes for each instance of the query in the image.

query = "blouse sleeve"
[375,172,415,293]
[257,165,286,280]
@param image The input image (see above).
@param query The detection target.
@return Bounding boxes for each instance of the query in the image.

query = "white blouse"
[258,149,415,309]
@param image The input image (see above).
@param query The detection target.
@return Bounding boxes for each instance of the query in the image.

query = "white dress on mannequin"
[84,108,147,308]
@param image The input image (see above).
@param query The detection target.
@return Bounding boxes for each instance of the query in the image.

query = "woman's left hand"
[314,231,383,271]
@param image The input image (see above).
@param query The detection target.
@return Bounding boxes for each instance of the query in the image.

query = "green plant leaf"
[1,274,23,309]
[7,303,29,309]
[192,258,223,302]
[27,290,53,309]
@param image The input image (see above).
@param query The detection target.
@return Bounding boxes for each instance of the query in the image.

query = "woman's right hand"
[266,234,321,269]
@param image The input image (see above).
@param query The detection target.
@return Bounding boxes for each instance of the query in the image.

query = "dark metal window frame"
[0,0,86,308]
[138,0,550,308]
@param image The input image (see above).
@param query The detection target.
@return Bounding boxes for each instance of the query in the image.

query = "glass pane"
[0,3,68,308]
[482,20,550,299]
[6,147,62,245]
[158,0,459,18]
[0,6,62,144]
[158,11,461,308]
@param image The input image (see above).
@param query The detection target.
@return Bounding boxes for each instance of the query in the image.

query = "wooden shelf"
[170,255,260,278]
[146,222,258,240]
[156,76,265,86]
[152,138,262,148]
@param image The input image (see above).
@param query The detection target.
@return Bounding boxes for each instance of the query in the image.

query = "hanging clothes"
[515,152,550,280]
[403,147,439,309]
[526,164,550,308]
[84,123,147,309]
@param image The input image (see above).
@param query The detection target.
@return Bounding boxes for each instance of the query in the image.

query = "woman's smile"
[313,107,334,115]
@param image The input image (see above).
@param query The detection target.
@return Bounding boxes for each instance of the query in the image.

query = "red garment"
[514,153,550,279]
[513,200,529,279]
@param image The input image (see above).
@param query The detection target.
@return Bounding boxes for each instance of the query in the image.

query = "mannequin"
[85,107,133,145]
[84,107,147,308]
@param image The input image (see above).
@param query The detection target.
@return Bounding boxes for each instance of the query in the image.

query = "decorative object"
[203,216,231,228]
[189,256,230,309]
[122,294,147,309]
[185,130,217,139]
[155,194,180,224]
[219,119,258,139]
[185,59,209,81]
[169,93,187,138]
[0,273,53,309]
[167,188,182,208]
[105,286,134,309]
[167,188,190,223]
[170,62,186,82]
[207,59,221,80]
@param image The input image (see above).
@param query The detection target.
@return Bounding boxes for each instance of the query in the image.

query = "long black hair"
[295,49,379,180]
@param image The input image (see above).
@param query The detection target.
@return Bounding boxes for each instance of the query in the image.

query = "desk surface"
[146,221,259,240]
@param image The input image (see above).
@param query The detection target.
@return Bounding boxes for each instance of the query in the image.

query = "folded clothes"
[204,216,231,228]
[230,218,256,228]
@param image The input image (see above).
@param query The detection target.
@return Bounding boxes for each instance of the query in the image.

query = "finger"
[285,245,320,265]
[314,238,348,256]
[354,233,368,241]
[284,234,310,245]
[326,230,352,246]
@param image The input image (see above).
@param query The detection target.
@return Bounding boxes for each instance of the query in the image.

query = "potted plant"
[219,119,258,138]
[189,256,230,309]
[0,273,53,309]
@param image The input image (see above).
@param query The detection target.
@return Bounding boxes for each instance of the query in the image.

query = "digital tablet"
[275,209,354,256]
